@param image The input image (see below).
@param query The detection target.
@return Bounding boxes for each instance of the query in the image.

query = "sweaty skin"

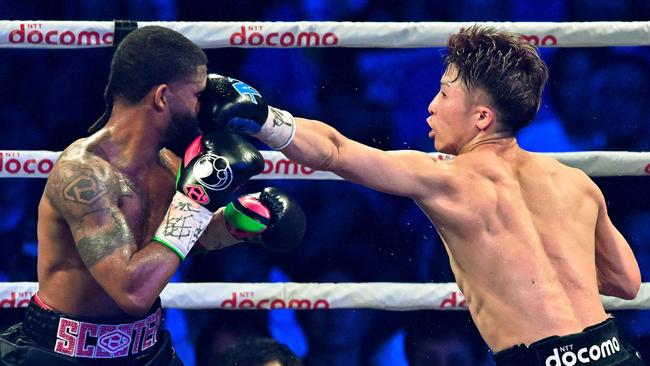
[37,66,239,318]
[275,66,641,351]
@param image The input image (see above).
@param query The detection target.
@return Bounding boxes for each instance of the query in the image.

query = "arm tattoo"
[47,160,136,268]
[76,208,133,267]
[63,173,108,204]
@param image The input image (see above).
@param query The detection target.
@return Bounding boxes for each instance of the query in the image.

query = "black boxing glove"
[153,132,263,259]
[198,74,296,150]
[177,131,264,211]
[224,187,306,252]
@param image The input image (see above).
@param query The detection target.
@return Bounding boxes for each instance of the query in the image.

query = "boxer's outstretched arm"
[194,75,451,198]
[281,117,453,199]
[593,187,641,299]
[47,158,182,316]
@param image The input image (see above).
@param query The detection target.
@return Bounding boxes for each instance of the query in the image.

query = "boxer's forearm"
[111,242,180,316]
[198,208,241,250]
[120,211,239,316]
[280,117,347,171]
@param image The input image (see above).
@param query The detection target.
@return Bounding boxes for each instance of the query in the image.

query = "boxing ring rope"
[0,282,649,311]
[1,150,649,179]
[2,20,650,49]
[1,20,648,312]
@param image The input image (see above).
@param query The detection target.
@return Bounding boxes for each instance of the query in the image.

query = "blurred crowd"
[1,0,649,365]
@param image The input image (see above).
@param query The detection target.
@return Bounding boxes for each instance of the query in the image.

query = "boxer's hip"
[493,318,644,366]
[0,295,180,365]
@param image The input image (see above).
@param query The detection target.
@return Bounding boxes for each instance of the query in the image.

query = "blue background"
[1,1,649,365]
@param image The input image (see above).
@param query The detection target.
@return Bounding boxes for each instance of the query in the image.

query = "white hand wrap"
[153,192,214,260]
[255,106,296,150]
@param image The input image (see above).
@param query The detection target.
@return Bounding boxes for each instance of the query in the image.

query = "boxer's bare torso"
[416,143,608,351]
[282,112,639,352]
[37,132,177,317]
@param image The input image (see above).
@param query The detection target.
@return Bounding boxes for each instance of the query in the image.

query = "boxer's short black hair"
[445,25,549,134]
[89,25,207,133]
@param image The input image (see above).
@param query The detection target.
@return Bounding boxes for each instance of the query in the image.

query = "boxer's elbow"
[621,274,641,300]
[618,267,642,300]
[599,273,641,300]
[117,280,158,316]
[606,284,639,300]
[118,292,154,317]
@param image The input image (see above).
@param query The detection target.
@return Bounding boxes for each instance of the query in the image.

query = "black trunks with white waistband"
[0,296,182,366]
[493,318,645,366]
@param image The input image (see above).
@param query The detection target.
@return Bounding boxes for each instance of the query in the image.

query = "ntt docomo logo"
[230,26,338,47]
[220,292,330,309]
[520,34,558,46]
[0,291,32,308]
[262,158,315,175]
[9,23,114,46]
[0,152,55,175]
[545,337,621,366]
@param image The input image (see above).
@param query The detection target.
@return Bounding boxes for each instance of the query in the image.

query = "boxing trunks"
[493,318,645,366]
[0,295,183,366]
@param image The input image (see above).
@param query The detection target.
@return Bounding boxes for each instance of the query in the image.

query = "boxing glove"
[154,132,264,259]
[198,74,296,150]
[225,187,306,252]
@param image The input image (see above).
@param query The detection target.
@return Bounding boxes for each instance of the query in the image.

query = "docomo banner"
[1,282,648,310]
[0,282,37,309]
[4,20,650,48]
[161,282,465,310]
[0,150,648,178]
[0,150,59,178]
[0,150,343,179]
[2,21,113,49]
[0,282,459,310]
[255,151,340,180]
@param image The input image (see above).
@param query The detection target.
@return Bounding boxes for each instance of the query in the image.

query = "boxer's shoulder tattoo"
[46,158,117,209]
[75,207,133,267]
[47,158,134,267]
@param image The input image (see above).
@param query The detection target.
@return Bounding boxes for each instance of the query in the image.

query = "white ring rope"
[0,282,648,311]
[2,21,650,49]
[0,150,648,179]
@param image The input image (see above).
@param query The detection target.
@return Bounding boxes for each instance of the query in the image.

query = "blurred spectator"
[0,180,39,282]
[356,49,439,151]
[218,337,303,366]
[194,311,271,366]
[566,0,635,20]
[300,0,368,20]
[585,52,650,150]
[443,0,512,21]
[185,242,271,283]
[614,211,650,362]
[404,311,491,366]
[295,268,375,366]
[544,49,650,151]
[623,212,650,288]
[511,0,565,21]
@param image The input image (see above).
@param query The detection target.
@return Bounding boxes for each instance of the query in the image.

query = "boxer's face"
[426,64,482,154]
[163,65,207,156]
